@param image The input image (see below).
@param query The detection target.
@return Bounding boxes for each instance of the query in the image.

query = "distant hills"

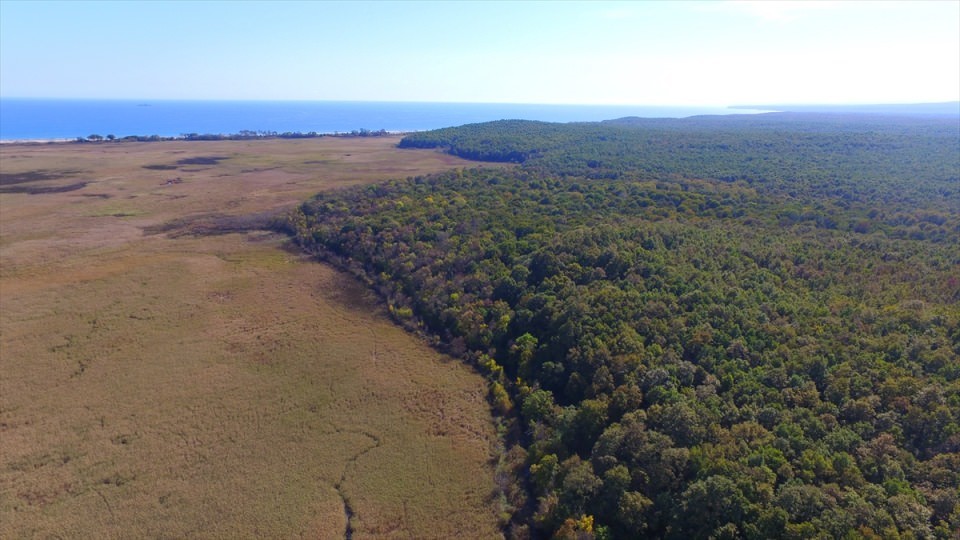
[731,101,959,116]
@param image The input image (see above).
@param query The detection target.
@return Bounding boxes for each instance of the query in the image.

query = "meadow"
[0,137,505,538]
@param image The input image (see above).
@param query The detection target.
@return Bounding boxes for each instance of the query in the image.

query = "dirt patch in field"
[176,155,228,166]
[141,211,281,237]
[0,181,89,194]
[0,137,507,538]
[0,169,83,185]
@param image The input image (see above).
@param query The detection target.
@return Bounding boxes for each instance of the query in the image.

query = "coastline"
[0,138,76,145]
[0,130,409,145]
[0,99,777,142]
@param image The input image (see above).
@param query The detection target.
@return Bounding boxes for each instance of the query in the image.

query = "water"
[0,98,772,141]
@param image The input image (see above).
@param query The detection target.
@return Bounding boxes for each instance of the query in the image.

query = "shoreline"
[0,138,76,145]
[0,130,410,145]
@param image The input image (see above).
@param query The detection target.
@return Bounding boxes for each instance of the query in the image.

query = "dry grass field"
[0,137,505,538]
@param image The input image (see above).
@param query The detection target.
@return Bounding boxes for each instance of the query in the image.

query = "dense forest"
[285,113,959,539]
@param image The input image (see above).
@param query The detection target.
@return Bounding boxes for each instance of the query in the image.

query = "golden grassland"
[0,137,505,538]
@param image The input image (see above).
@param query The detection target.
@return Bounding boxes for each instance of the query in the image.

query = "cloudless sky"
[1,0,957,105]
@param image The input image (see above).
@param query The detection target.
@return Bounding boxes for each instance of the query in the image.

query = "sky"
[1,0,958,106]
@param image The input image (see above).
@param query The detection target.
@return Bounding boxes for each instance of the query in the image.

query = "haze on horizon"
[1,0,957,107]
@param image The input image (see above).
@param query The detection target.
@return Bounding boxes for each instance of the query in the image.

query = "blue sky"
[1,0,957,105]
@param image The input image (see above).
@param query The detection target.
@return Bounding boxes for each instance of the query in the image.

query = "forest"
[286,113,960,539]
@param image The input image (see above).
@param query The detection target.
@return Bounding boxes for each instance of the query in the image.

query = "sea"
[0,99,773,141]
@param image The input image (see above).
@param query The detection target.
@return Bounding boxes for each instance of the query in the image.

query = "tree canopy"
[287,113,960,538]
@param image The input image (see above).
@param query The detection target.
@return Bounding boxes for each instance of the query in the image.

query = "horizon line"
[2,96,958,108]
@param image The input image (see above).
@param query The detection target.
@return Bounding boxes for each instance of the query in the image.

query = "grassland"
[0,137,505,538]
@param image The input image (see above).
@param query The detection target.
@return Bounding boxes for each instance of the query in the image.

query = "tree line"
[73,128,395,143]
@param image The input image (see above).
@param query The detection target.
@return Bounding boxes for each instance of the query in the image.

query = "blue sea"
[0,99,772,141]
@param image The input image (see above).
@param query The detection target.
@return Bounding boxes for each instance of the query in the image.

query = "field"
[0,137,505,538]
